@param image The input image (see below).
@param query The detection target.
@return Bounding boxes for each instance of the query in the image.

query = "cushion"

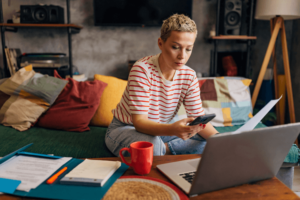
[90,74,128,127]
[0,65,68,131]
[198,77,252,127]
[37,70,107,132]
[0,78,7,85]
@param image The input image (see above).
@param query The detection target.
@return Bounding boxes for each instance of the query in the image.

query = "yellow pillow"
[90,74,128,127]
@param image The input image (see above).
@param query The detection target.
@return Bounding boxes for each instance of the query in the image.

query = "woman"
[105,14,218,156]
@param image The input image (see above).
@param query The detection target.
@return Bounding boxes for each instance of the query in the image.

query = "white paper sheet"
[0,155,71,192]
[232,96,282,134]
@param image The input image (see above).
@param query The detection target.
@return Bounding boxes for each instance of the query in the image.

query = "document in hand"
[232,96,282,134]
[60,159,121,186]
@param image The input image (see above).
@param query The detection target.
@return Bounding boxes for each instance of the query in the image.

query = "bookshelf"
[0,0,82,78]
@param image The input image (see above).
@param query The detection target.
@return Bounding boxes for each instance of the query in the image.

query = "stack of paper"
[61,159,121,186]
[0,156,71,192]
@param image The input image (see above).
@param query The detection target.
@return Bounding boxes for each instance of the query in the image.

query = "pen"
[47,167,68,184]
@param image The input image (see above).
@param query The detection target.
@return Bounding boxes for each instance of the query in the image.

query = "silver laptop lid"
[189,123,300,196]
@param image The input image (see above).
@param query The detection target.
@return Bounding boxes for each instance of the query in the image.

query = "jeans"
[105,117,207,156]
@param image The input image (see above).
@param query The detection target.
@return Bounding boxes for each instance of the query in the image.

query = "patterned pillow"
[198,77,252,127]
[0,65,68,131]
[0,78,7,85]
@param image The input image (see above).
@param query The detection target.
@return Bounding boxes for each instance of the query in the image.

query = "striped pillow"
[0,65,68,131]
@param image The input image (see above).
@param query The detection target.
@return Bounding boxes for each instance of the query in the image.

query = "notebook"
[157,123,300,197]
[60,159,121,186]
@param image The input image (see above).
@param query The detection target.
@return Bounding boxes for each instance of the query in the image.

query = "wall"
[0,0,217,80]
[0,0,298,121]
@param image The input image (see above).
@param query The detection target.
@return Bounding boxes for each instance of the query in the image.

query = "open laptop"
[157,123,300,197]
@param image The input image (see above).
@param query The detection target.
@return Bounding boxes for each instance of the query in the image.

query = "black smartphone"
[188,114,216,126]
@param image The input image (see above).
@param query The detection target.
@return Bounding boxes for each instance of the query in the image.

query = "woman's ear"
[158,37,163,50]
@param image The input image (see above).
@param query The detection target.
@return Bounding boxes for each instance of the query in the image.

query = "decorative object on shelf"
[20,5,64,24]
[252,0,300,127]
[12,10,20,23]
[219,0,242,35]
[222,55,238,76]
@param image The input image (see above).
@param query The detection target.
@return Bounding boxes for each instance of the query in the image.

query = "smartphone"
[188,114,216,126]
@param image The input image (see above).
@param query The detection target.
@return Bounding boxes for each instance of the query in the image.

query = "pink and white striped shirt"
[112,54,205,124]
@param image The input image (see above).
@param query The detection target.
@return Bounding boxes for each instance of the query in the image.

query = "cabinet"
[0,0,82,78]
[210,0,256,78]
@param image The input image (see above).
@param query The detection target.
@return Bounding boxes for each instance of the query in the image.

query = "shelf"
[0,0,78,78]
[0,23,82,32]
[211,35,257,40]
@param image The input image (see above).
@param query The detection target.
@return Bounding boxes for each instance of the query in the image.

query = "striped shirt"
[112,54,205,124]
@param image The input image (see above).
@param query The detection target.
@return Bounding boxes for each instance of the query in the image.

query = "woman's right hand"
[171,117,204,140]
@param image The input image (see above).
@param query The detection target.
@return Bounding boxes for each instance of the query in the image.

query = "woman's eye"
[186,49,192,52]
[172,46,180,49]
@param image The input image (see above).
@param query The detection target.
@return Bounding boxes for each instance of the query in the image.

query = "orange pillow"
[90,74,127,127]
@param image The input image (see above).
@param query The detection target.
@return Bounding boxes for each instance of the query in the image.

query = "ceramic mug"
[119,141,153,175]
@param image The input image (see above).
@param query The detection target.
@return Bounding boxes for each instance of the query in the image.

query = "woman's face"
[158,31,196,71]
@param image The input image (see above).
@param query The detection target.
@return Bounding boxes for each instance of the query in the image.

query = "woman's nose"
[178,50,186,60]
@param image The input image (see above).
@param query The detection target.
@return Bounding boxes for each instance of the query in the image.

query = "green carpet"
[0,125,115,158]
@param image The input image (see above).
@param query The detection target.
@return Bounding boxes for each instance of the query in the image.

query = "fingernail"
[204,124,206,128]
[199,123,202,126]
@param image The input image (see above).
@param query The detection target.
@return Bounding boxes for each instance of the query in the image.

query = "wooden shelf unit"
[0,0,80,78]
[211,35,257,40]
[0,23,82,29]
[211,0,256,78]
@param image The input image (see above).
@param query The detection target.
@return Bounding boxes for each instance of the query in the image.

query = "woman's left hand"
[187,123,206,139]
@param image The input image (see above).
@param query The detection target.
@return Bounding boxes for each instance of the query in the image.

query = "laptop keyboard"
[179,171,196,184]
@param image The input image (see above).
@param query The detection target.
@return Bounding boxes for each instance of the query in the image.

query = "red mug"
[119,141,153,175]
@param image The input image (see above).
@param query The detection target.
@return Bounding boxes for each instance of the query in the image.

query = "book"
[60,159,121,186]
[65,74,88,82]
[9,49,19,73]
[4,48,15,76]
[4,48,21,76]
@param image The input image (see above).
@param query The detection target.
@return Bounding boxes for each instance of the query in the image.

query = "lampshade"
[255,0,300,20]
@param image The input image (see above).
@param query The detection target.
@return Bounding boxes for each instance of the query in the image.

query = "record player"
[20,53,69,69]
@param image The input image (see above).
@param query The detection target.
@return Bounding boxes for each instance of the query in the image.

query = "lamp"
[252,0,300,125]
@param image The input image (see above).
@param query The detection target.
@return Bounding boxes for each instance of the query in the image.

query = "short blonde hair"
[160,14,197,42]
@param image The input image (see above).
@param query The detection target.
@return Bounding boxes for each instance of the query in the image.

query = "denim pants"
[105,117,207,156]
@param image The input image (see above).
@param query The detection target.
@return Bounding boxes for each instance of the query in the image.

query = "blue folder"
[0,143,129,200]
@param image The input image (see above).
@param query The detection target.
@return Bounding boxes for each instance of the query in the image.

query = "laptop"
[157,123,300,197]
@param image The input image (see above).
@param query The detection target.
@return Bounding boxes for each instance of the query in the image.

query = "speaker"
[220,0,242,35]
[20,5,64,24]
